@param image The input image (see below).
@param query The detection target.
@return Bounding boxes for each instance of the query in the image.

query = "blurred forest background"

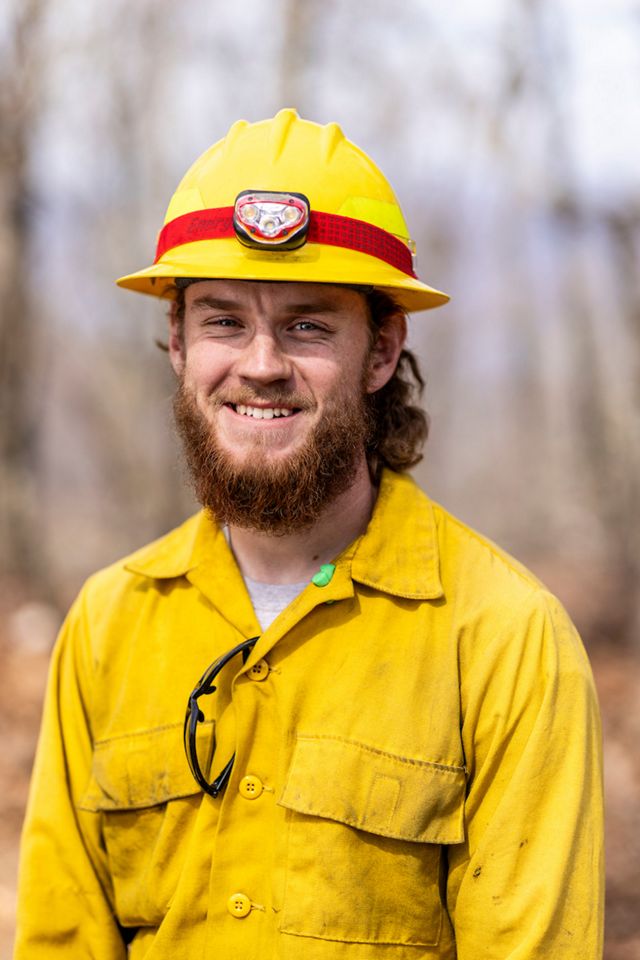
[1,0,639,956]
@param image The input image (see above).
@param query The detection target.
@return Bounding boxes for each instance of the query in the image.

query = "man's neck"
[228,458,377,585]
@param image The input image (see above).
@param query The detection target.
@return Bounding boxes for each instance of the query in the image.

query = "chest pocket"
[78,723,210,927]
[278,735,466,947]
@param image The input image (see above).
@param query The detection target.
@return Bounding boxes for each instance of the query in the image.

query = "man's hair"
[169,283,429,479]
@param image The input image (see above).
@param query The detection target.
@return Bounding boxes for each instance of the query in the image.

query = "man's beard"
[173,379,373,535]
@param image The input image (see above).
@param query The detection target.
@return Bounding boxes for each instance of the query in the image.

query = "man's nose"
[236,332,293,384]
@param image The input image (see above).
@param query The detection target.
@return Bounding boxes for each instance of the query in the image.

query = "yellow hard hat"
[117,109,449,313]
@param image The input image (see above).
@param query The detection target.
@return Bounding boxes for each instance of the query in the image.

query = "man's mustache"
[207,388,314,411]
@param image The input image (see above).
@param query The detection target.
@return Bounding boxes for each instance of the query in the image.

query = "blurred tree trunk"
[0,0,47,590]
[279,0,322,109]
[596,209,640,640]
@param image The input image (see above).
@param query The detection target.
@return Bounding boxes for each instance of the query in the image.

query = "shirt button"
[239,775,264,799]
[248,658,269,681]
[227,893,251,918]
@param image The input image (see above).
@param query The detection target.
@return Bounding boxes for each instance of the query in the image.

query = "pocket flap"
[78,722,212,811]
[279,735,465,844]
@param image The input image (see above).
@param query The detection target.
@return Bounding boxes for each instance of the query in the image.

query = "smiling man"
[16,110,604,959]
[172,282,394,544]
[170,280,407,583]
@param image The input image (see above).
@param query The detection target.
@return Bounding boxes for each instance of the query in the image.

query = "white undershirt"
[244,576,308,630]
[222,526,308,629]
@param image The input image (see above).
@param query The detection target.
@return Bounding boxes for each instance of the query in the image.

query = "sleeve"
[14,587,127,958]
[446,591,604,959]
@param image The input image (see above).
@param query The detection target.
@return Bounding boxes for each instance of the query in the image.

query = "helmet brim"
[116,238,450,314]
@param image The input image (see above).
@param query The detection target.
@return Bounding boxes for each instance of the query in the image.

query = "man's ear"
[168,301,185,376]
[366,313,407,393]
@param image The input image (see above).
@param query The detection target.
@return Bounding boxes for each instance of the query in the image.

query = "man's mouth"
[226,403,299,420]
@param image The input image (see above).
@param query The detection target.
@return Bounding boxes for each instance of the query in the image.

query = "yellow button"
[227,893,251,918]
[239,775,264,799]
[248,659,269,681]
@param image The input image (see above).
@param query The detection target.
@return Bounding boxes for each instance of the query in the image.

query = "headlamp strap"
[154,207,417,278]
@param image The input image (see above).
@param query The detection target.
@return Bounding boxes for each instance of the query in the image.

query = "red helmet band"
[154,207,417,278]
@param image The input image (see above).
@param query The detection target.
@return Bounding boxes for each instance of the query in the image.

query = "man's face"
[169,279,403,532]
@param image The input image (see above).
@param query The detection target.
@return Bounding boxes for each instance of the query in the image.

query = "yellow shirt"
[15,470,604,959]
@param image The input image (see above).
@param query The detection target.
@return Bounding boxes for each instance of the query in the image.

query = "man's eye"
[204,316,239,328]
[293,320,321,332]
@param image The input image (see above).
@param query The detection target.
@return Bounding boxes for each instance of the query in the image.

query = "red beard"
[173,378,373,535]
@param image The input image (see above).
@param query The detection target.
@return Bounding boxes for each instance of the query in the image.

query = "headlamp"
[233,190,310,250]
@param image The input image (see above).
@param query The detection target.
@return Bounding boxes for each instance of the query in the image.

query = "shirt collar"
[123,509,225,579]
[349,469,443,600]
[124,470,443,601]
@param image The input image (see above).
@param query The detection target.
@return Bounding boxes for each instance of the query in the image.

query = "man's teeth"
[235,405,295,419]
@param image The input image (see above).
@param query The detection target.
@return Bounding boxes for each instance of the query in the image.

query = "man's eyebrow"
[189,294,344,315]
[190,296,244,311]
[280,300,343,315]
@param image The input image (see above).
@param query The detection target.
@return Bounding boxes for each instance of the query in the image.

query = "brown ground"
[0,604,638,959]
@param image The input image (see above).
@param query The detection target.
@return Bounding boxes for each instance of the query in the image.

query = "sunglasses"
[184,636,259,797]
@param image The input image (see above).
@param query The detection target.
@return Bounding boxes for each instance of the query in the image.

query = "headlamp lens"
[233,191,310,249]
